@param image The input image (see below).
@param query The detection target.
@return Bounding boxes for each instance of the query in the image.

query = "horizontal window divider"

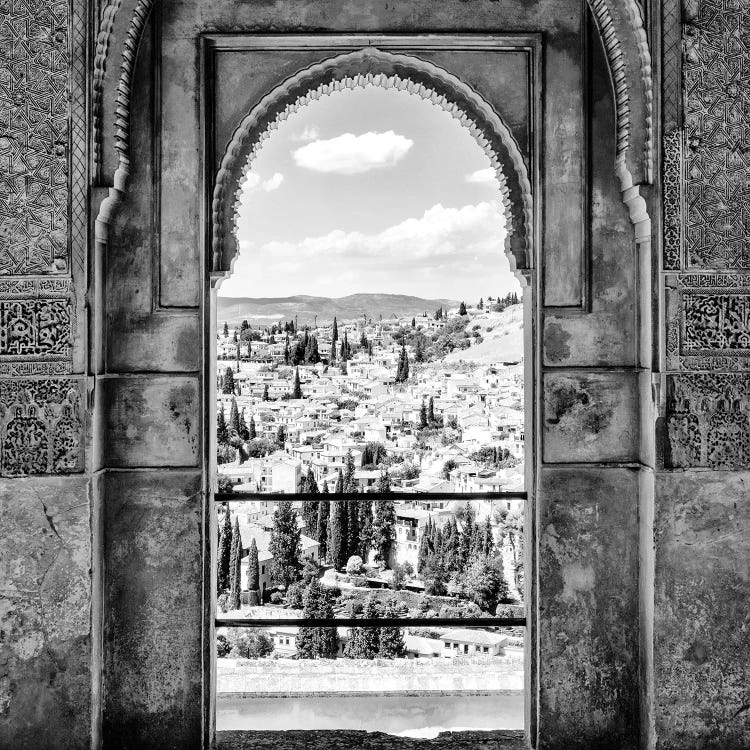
[216,617,526,628]
[214,491,527,503]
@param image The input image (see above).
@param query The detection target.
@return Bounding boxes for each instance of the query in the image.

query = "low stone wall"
[217,657,524,696]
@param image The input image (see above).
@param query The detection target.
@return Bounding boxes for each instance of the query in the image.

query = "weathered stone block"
[543,371,639,462]
[107,312,202,372]
[103,470,204,750]
[654,471,750,749]
[537,467,640,749]
[101,376,200,467]
[0,476,92,750]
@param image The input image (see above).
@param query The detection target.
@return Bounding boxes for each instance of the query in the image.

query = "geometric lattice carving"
[663,130,682,270]
[0,378,83,476]
[683,0,750,269]
[0,0,71,275]
[665,274,750,371]
[666,374,750,468]
[0,278,73,373]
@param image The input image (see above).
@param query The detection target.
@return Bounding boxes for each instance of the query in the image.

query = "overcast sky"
[220,86,521,302]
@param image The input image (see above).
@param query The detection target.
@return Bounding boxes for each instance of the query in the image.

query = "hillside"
[217,293,459,326]
[443,304,524,364]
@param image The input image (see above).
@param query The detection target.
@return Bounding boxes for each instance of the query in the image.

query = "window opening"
[213,83,527,738]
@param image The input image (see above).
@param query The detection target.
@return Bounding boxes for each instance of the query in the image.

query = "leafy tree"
[217,405,229,445]
[286,581,305,609]
[372,495,395,567]
[218,508,232,591]
[458,301,467,315]
[327,499,348,570]
[316,498,329,563]
[454,555,509,612]
[223,367,235,394]
[228,517,243,610]
[377,599,406,658]
[361,442,387,467]
[442,458,458,479]
[276,425,286,446]
[227,629,274,659]
[376,469,391,494]
[247,537,260,593]
[414,338,425,363]
[269,501,301,588]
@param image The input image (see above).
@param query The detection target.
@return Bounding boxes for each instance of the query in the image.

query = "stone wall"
[656,0,750,746]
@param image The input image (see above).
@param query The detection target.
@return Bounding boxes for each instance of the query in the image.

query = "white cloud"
[292,125,320,142]
[258,202,506,264]
[466,168,498,184]
[225,202,512,298]
[292,131,413,175]
[262,172,284,191]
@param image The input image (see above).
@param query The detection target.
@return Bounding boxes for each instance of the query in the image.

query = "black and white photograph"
[1,1,747,749]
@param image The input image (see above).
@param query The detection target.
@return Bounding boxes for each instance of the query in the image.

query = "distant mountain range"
[217,293,460,326]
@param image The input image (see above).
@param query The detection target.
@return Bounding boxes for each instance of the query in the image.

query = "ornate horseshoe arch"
[208,48,534,287]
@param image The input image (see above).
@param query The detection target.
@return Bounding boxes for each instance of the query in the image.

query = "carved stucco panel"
[683,0,750,270]
[666,374,750,469]
[665,274,750,371]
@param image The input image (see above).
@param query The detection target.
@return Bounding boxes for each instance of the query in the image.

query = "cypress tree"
[395,345,409,383]
[218,508,232,591]
[346,500,360,560]
[228,517,242,610]
[223,321,229,337]
[417,516,432,573]
[420,400,428,428]
[377,599,406,658]
[248,415,257,440]
[343,450,357,493]
[284,333,290,365]
[229,398,241,436]
[302,499,319,537]
[329,337,336,363]
[428,396,435,424]
[276,425,286,446]
[239,408,250,441]
[357,499,373,563]
[459,301,467,315]
[297,578,339,659]
[332,317,339,342]
[335,468,344,495]
[360,596,380,657]
[327,499,348,570]
[247,537,260,593]
[217,404,229,444]
[481,516,494,556]
[269,500,301,588]
[223,366,235,394]
[262,384,269,401]
[411,317,416,328]
[292,368,302,399]
[372,495,395,568]
[316,497,329,562]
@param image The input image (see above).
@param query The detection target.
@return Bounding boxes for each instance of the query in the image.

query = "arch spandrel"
[209,48,534,287]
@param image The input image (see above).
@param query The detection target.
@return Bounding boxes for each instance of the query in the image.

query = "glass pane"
[216,625,524,735]
[216,499,524,620]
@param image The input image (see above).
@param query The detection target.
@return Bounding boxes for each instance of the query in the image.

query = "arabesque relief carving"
[0,378,83,476]
[0,0,71,275]
[665,274,750,371]
[0,278,73,373]
[666,374,750,469]
[683,0,750,269]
